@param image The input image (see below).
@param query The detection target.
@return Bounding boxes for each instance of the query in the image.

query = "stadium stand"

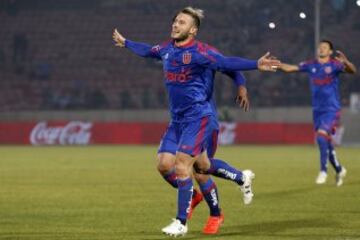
[0,0,359,110]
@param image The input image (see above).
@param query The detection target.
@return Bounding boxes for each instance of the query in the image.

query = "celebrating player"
[157,71,249,235]
[279,40,356,186]
[113,6,280,237]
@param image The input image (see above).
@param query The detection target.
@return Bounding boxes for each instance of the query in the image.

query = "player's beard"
[173,31,190,43]
[318,53,329,59]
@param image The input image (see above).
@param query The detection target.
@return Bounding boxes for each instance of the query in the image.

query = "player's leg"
[161,152,195,237]
[326,112,346,186]
[157,124,203,212]
[315,129,330,184]
[194,171,224,234]
[195,150,255,205]
[193,117,255,204]
[162,116,218,236]
[157,124,179,187]
[157,153,204,215]
[327,112,342,172]
[157,152,178,187]
[192,128,222,220]
[314,111,329,184]
[327,142,347,186]
[315,111,346,185]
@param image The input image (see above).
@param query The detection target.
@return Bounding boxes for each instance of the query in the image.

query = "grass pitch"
[0,145,359,240]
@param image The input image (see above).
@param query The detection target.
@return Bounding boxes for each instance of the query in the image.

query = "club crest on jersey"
[182,52,192,64]
[325,66,332,74]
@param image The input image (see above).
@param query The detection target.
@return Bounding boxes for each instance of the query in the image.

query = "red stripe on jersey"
[193,116,209,156]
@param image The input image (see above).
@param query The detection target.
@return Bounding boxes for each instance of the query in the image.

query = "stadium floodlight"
[357,0,360,7]
[268,22,276,29]
[299,12,307,19]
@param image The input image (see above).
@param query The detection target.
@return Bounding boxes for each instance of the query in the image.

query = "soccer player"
[279,40,356,186]
[113,6,280,236]
[157,72,249,235]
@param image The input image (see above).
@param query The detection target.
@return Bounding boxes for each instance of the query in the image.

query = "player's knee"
[194,172,209,184]
[157,153,175,174]
[317,129,328,136]
[194,152,211,173]
[175,153,194,178]
[193,162,208,174]
[175,163,189,178]
[316,129,331,143]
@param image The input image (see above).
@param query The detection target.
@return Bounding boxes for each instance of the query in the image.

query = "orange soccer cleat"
[202,213,224,235]
[187,189,203,220]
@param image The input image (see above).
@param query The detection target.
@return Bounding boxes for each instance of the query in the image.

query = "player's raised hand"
[335,50,349,63]
[257,52,281,72]
[113,28,126,47]
[235,86,250,112]
[335,50,357,74]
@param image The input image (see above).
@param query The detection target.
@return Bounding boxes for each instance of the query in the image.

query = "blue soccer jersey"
[298,59,345,112]
[125,39,254,122]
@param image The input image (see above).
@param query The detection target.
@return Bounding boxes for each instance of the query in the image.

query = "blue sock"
[162,169,178,188]
[317,134,329,172]
[176,178,193,225]
[207,158,244,185]
[199,178,220,216]
[328,143,342,173]
[163,170,199,201]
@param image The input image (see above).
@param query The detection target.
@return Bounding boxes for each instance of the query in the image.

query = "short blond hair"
[173,6,205,29]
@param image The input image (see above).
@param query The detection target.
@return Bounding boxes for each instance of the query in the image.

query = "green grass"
[0,145,359,240]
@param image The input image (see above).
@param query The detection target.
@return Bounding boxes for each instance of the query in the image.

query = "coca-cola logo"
[30,121,92,145]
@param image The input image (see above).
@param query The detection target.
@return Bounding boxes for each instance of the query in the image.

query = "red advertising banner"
[0,121,314,145]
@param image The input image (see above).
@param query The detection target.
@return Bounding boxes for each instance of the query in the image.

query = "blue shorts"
[313,111,340,134]
[158,115,219,158]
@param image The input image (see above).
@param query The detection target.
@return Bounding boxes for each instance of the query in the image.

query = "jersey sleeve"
[298,61,310,72]
[196,48,258,72]
[125,40,161,60]
[332,59,345,73]
[222,71,246,86]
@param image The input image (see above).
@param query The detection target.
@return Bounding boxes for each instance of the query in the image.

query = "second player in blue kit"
[280,39,357,186]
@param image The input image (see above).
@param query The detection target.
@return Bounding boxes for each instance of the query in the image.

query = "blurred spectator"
[0,48,5,70]
[86,89,108,109]
[30,62,52,80]
[12,33,28,74]
[120,90,130,109]
[5,0,18,16]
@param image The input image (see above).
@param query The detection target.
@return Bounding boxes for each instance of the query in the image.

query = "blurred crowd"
[0,0,359,111]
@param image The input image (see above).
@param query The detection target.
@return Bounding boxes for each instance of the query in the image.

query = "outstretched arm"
[278,63,300,73]
[335,50,357,74]
[112,28,161,59]
[199,51,281,72]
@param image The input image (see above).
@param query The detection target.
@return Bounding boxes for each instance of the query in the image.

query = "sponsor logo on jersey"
[313,76,332,86]
[311,68,317,73]
[165,69,192,83]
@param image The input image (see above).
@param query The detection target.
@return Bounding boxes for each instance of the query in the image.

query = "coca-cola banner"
[0,121,314,145]
[30,121,93,145]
